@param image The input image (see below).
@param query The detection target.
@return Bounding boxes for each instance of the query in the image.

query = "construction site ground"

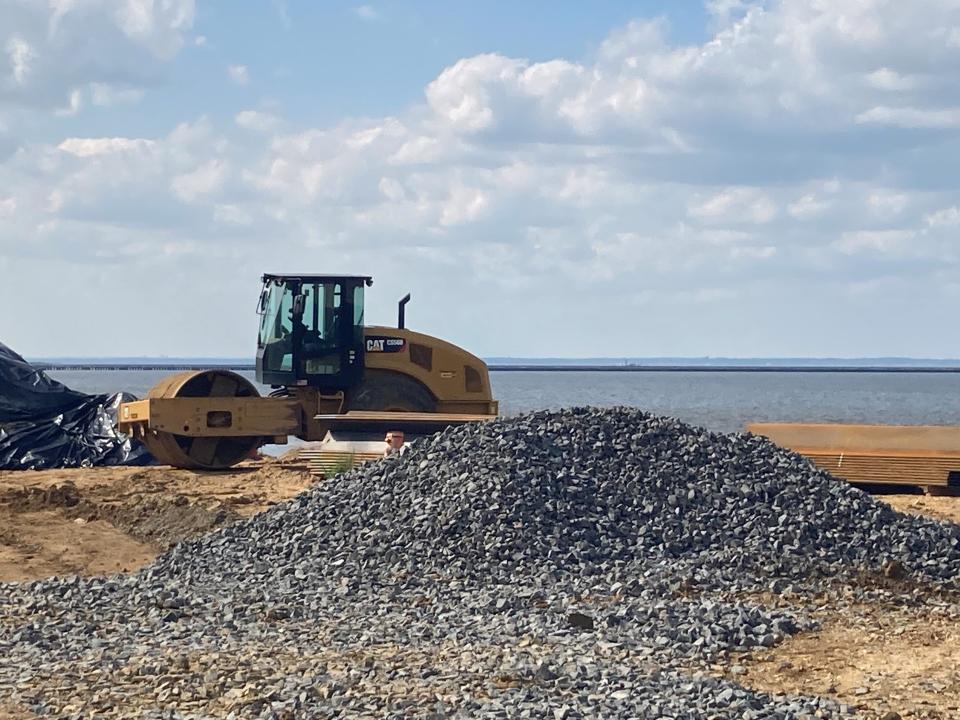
[0,463,958,719]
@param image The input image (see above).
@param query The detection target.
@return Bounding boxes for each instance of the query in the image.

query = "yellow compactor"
[748,422,960,491]
[118,274,498,470]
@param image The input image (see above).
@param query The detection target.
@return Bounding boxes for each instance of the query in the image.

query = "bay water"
[48,369,960,434]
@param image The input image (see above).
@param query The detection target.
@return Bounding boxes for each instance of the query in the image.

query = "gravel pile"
[2,407,959,718]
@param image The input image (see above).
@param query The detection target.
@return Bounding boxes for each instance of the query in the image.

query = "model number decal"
[366,336,406,353]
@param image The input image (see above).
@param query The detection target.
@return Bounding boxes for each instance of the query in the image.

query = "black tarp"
[0,342,151,469]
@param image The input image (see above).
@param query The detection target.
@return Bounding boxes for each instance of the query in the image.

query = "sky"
[1,1,960,359]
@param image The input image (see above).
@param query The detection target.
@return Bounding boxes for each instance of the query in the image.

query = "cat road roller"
[117,274,499,470]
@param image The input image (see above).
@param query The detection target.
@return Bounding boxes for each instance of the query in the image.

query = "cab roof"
[262,273,373,286]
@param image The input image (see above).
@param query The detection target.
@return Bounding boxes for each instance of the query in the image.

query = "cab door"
[256,278,299,386]
[296,281,341,382]
[295,280,365,391]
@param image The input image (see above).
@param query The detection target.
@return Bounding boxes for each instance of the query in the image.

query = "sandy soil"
[0,459,316,583]
[1,466,959,717]
[736,607,960,719]
[883,494,960,526]
[724,492,960,719]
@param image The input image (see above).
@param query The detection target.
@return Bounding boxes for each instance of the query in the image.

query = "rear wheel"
[141,370,262,470]
[345,369,437,412]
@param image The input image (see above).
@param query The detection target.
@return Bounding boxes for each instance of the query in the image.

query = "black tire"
[345,369,437,412]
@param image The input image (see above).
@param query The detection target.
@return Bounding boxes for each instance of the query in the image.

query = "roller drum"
[141,369,263,470]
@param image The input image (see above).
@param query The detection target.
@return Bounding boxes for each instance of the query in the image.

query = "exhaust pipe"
[398,293,411,329]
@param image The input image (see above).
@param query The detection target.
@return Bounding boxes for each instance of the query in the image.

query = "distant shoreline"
[37,362,960,374]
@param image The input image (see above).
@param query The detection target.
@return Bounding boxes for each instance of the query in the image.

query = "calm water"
[47,369,960,434]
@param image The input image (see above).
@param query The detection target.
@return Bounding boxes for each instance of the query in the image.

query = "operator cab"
[256,274,373,391]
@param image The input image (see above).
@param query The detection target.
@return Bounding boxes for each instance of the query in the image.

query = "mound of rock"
[158,407,960,591]
[2,407,958,718]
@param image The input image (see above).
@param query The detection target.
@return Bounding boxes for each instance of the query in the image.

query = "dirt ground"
[883,493,960,525]
[736,607,960,719]
[0,458,316,583]
[725,491,960,719]
[1,467,959,718]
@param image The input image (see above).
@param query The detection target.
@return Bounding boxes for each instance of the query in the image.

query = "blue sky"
[2,1,960,358]
[45,2,714,139]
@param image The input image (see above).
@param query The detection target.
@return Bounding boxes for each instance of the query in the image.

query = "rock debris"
[3,407,959,718]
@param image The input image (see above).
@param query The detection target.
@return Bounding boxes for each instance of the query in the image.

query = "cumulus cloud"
[58,137,156,157]
[856,105,960,128]
[6,36,32,85]
[54,88,82,116]
[788,193,831,220]
[171,158,228,201]
[835,229,915,256]
[273,0,292,29]
[865,68,919,91]
[3,0,960,357]
[1,0,194,112]
[689,188,777,225]
[90,82,145,106]
[227,64,249,86]
[925,206,960,227]
[353,5,382,22]
[235,110,281,132]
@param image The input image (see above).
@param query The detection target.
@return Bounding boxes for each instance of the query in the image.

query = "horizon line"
[29,355,960,362]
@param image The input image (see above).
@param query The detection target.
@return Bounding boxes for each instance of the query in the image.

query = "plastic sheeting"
[0,342,151,469]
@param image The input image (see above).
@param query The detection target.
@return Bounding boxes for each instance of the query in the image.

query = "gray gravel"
[2,406,959,718]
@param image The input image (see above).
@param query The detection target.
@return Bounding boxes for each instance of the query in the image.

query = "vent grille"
[410,343,433,371]
[464,365,483,393]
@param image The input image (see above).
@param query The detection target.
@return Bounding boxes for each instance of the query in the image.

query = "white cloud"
[112,0,195,58]
[1,0,194,117]
[227,64,249,85]
[54,88,82,116]
[377,177,405,202]
[389,135,445,165]
[45,190,63,213]
[788,194,831,220]
[730,245,776,260]
[6,36,32,85]
[706,0,752,25]
[439,185,489,226]
[171,159,228,202]
[90,83,145,106]
[865,68,918,92]
[58,137,155,157]
[4,0,960,357]
[856,106,960,128]
[425,55,513,133]
[273,0,291,29]
[699,229,753,246]
[925,206,960,227]
[835,230,915,255]
[354,5,382,22]
[235,109,281,132]
[867,191,908,217]
[689,188,777,224]
[213,203,252,226]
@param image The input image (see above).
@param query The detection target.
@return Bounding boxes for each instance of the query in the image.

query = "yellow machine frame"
[119,326,498,469]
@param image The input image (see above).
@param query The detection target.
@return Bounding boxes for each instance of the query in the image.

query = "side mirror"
[256,289,268,315]
[292,294,305,316]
